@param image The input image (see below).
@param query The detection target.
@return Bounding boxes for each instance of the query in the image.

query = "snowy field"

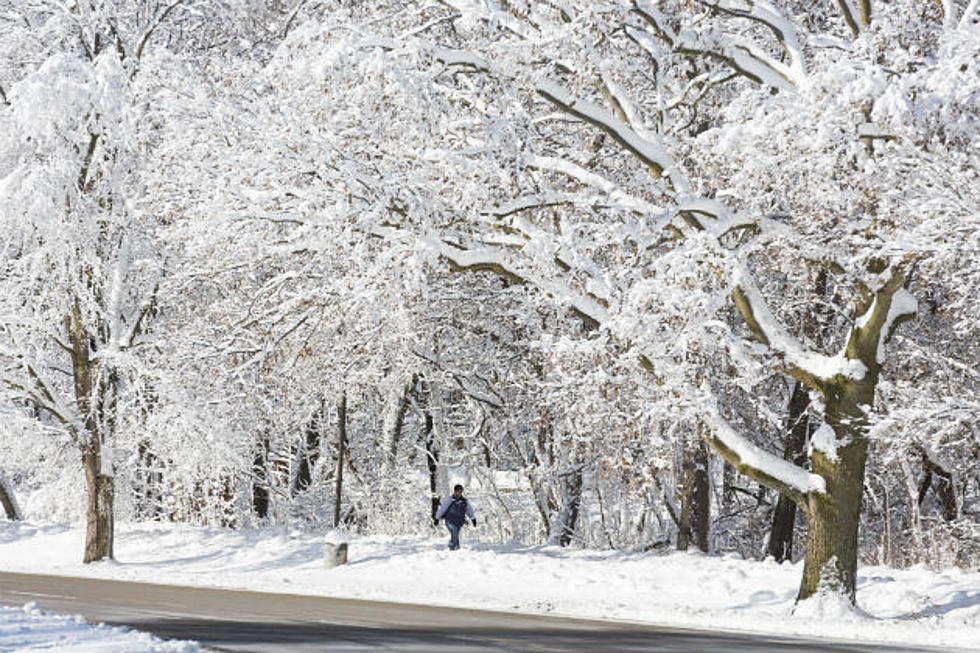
[1,521,978,652]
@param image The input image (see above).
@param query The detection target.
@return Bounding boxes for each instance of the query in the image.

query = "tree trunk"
[552,466,583,547]
[83,448,114,563]
[135,441,163,520]
[294,403,324,495]
[381,379,412,473]
[334,391,347,527]
[423,407,440,523]
[68,298,114,564]
[252,438,270,519]
[768,381,812,562]
[677,439,710,552]
[920,455,958,522]
[0,472,20,520]
[798,386,871,602]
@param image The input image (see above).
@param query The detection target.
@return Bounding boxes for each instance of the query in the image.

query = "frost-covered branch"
[692,0,806,81]
[524,155,666,217]
[632,2,799,91]
[430,238,609,330]
[0,352,81,439]
[435,0,539,40]
[707,411,825,507]
[845,261,917,369]
[537,80,677,181]
[730,266,864,391]
[959,0,980,30]
[410,347,505,409]
[537,80,745,234]
[135,0,191,61]
[835,0,871,38]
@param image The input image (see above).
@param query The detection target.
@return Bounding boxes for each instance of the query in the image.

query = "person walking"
[434,484,476,551]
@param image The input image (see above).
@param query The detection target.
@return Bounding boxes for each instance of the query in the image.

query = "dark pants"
[446,521,462,550]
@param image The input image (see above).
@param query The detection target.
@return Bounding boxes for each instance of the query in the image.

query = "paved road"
[0,571,952,652]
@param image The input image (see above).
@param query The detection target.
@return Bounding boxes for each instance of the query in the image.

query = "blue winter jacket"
[435,494,476,527]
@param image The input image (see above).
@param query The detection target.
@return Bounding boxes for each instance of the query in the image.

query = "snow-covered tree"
[408,0,980,602]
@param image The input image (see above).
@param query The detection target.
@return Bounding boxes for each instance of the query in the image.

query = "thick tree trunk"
[334,392,347,527]
[68,299,114,564]
[677,440,710,552]
[83,448,114,563]
[0,473,20,520]
[768,381,812,562]
[798,386,871,602]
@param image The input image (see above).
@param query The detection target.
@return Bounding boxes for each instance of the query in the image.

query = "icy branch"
[428,238,609,330]
[435,0,537,40]
[357,37,490,71]
[537,81,677,180]
[523,155,666,216]
[135,0,190,61]
[694,0,807,81]
[0,346,83,438]
[633,2,797,92]
[846,263,917,367]
[958,0,980,30]
[731,266,865,391]
[410,347,505,409]
[835,0,870,38]
[706,405,826,506]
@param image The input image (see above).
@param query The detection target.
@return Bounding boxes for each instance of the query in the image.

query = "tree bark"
[552,466,583,547]
[334,391,347,527]
[919,455,958,522]
[135,441,163,520]
[677,439,710,552]
[768,381,811,562]
[797,382,872,602]
[730,263,915,603]
[83,448,114,563]
[423,407,440,523]
[294,403,324,495]
[252,438,270,519]
[381,379,412,473]
[67,298,114,564]
[0,473,20,520]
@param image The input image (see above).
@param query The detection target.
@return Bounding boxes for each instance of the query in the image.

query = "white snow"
[535,81,681,189]
[878,288,918,363]
[733,266,868,383]
[809,423,840,463]
[1,521,977,651]
[0,601,201,652]
[712,416,827,495]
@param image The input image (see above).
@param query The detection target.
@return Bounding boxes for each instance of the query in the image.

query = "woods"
[1,0,979,608]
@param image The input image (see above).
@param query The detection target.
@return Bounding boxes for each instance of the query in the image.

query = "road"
[0,571,951,652]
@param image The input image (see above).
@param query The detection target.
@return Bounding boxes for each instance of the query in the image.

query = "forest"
[1,0,978,606]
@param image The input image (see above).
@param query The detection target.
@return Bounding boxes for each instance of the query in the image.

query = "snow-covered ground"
[1,521,978,652]
[0,602,201,652]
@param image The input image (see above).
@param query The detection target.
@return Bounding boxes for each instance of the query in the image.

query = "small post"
[323,530,348,569]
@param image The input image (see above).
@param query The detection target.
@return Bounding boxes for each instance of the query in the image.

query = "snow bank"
[0,602,201,652]
[0,521,977,651]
